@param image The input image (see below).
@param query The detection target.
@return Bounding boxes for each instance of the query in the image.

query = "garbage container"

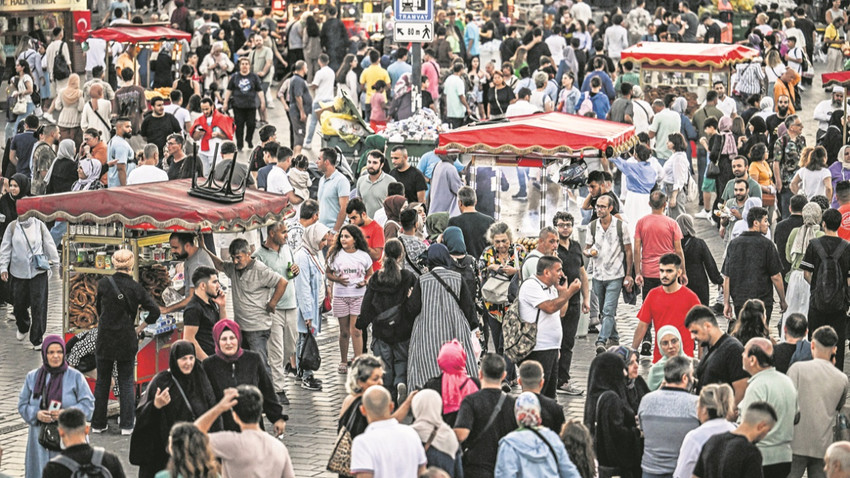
[385,139,439,169]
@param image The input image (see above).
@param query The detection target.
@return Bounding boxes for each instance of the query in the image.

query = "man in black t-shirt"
[140,96,182,157]
[701,14,722,43]
[518,361,565,433]
[448,186,495,260]
[693,402,777,478]
[183,266,226,360]
[794,8,817,64]
[553,211,589,395]
[224,57,266,152]
[42,408,126,478]
[389,145,427,204]
[685,306,749,402]
[800,208,850,369]
[774,313,810,374]
[454,353,517,478]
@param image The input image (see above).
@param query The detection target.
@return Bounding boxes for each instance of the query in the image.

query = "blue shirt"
[317,170,351,229]
[580,70,616,102]
[257,163,275,190]
[107,136,136,187]
[464,22,480,56]
[387,60,412,94]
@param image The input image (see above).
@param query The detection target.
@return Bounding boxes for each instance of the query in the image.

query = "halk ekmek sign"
[0,0,86,12]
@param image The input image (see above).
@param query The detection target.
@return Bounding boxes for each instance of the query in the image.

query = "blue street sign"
[394,0,433,22]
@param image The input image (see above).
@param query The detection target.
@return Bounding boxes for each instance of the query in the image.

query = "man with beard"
[553,211,589,395]
[164,134,202,180]
[356,150,396,217]
[190,97,235,176]
[813,87,844,141]
[721,179,751,240]
[685,305,749,404]
[107,117,136,187]
[140,96,182,157]
[182,266,227,360]
[163,233,216,314]
[766,95,792,143]
[773,115,806,218]
[721,156,763,201]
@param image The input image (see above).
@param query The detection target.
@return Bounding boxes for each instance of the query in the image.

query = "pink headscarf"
[437,340,479,414]
[718,116,738,157]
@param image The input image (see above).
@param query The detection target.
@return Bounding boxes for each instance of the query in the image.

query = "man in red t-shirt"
[346,197,385,271]
[632,253,701,363]
[837,181,850,241]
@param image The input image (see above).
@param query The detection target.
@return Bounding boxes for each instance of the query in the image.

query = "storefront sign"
[0,0,85,13]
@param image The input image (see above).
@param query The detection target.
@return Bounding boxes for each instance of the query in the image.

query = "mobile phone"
[559,276,567,286]
[48,400,61,412]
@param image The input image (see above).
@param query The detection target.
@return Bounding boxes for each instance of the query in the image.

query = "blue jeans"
[304,99,324,147]
[13,102,35,133]
[592,278,623,345]
[242,329,271,375]
[92,358,135,430]
[296,331,317,379]
[516,167,529,196]
[777,187,793,220]
[50,221,67,246]
[371,338,409,401]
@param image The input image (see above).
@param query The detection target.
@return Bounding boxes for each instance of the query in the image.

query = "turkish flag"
[74,11,91,36]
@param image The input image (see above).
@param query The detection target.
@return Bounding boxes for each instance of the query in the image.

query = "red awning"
[75,25,191,44]
[17,179,289,233]
[620,42,759,68]
[436,112,637,158]
[822,71,850,87]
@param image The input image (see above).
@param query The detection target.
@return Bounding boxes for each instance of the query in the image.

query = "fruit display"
[144,87,173,101]
[69,274,99,329]
[518,237,539,251]
[140,264,172,307]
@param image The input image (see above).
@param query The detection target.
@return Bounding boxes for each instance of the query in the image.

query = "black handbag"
[37,394,62,451]
[706,160,721,179]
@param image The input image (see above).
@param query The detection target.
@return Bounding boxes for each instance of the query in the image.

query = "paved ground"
[0,64,834,476]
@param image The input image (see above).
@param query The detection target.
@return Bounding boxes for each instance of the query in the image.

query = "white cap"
[834,86,845,94]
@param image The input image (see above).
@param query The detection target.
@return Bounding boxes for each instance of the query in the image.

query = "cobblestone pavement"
[0,65,833,477]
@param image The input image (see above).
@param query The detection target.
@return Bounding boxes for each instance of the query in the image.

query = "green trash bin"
[321,135,363,159]
[732,12,751,43]
[385,139,439,169]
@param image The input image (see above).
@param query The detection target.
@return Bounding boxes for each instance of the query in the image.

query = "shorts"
[333,295,364,317]
[289,110,306,145]
[701,177,716,193]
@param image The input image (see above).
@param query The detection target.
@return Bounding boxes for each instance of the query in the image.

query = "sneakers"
[121,428,133,436]
[276,391,290,406]
[640,341,652,356]
[556,382,584,396]
[595,343,607,355]
[694,209,713,220]
[301,377,322,391]
[512,192,528,201]
[607,338,620,346]
[397,383,408,404]
[284,363,298,377]
[91,426,107,434]
[587,325,599,334]
[16,330,26,341]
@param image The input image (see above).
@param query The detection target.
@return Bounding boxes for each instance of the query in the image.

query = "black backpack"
[811,239,850,312]
[50,447,113,478]
[53,42,71,82]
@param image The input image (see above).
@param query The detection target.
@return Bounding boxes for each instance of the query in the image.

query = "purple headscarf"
[718,116,738,157]
[33,335,69,407]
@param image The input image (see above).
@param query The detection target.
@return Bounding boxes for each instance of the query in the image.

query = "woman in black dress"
[130,340,218,478]
[676,214,723,306]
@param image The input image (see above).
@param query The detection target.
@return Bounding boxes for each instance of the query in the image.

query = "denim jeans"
[486,312,516,382]
[92,358,135,430]
[516,167,529,196]
[296,331,317,379]
[11,273,48,346]
[242,329,271,375]
[777,188,793,221]
[13,102,36,133]
[50,221,67,247]
[592,278,623,345]
[304,98,325,147]
[371,338,409,401]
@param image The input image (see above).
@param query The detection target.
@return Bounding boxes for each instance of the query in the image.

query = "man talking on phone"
[517,255,581,399]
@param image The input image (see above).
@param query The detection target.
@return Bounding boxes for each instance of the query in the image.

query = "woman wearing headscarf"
[425,212,450,242]
[72,158,103,192]
[607,346,650,412]
[294,222,331,391]
[411,389,463,476]
[131,341,218,478]
[786,202,824,275]
[755,96,774,122]
[51,73,84,147]
[583,352,642,478]
[382,195,407,240]
[646,325,687,391]
[18,335,94,478]
[740,116,768,158]
[677,214,722,306]
[203,320,288,433]
[495,392,581,477]
[711,116,739,212]
[670,97,698,147]
[45,139,78,195]
[91,249,160,435]
[731,197,769,240]
[0,181,60,349]
[423,339,481,426]
[389,72,413,121]
[442,226,482,309]
[0,173,26,305]
[829,145,850,208]
[406,244,480,389]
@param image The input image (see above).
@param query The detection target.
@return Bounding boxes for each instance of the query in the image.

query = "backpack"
[578,92,594,116]
[588,217,625,250]
[811,239,850,312]
[50,447,113,478]
[53,42,71,82]
[502,278,542,363]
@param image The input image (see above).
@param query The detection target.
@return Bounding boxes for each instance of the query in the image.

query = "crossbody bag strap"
[404,250,423,275]
[527,427,559,466]
[432,269,462,306]
[169,373,197,419]
[18,223,36,256]
[92,106,112,133]
[463,392,507,452]
[107,275,134,319]
[423,425,440,451]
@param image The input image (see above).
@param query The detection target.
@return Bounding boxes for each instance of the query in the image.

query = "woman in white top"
[791,145,833,200]
[764,47,785,96]
[673,383,737,478]
[10,59,36,132]
[662,132,691,219]
[326,224,374,375]
[335,53,359,99]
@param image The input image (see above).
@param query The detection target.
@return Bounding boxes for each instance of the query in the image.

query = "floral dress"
[477,244,527,320]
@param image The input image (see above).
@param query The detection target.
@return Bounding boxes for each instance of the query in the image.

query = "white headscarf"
[72,158,102,192]
[410,389,460,457]
[43,139,76,185]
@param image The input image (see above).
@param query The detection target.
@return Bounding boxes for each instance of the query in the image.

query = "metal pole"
[539,162,547,230]
[412,43,422,113]
[495,165,502,221]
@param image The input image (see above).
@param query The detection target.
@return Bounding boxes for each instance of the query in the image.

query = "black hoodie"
[357,268,418,344]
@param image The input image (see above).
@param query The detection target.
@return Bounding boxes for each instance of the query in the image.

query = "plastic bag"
[299,332,322,372]
[780,270,810,340]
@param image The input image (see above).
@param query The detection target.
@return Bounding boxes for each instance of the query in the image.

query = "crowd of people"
[6,0,850,477]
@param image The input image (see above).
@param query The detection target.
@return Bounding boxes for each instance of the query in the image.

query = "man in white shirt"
[505,87,541,117]
[713,81,737,118]
[604,14,630,62]
[44,27,72,106]
[82,37,107,82]
[785,37,805,75]
[351,386,427,478]
[518,255,581,398]
[814,87,845,140]
[570,0,592,25]
[266,147,302,206]
[127,144,169,185]
[632,86,654,135]
[164,89,192,133]
[305,53,336,149]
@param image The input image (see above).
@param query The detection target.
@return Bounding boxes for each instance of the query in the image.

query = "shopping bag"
[780,270,810,340]
[299,332,322,371]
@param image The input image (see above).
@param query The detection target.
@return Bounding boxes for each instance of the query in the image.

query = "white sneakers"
[694,209,713,221]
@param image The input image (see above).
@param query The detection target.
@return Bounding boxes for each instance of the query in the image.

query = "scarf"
[718,116,738,157]
[670,97,687,115]
[427,243,454,269]
[33,335,69,407]
[425,212,449,242]
[646,325,686,390]
[749,116,767,136]
[676,214,696,237]
[168,340,216,417]
[383,195,407,223]
[791,202,823,257]
[515,391,543,428]
[437,339,478,414]
[411,389,460,456]
[301,223,330,257]
[11,172,31,200]
[393,72,413,98]
[61,74,83,106]
[44,139,75,185]
[442,226,466,255]
[212,319,244,362]
[584,352,630,435]
[72,158,102,191]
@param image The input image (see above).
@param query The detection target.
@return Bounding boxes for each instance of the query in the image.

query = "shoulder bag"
[481,249,517,305]
[19,223,50,271]
[169,373,197,419]
[37,394,62,451]
[423,425,440,451]
[527,427,560,466]
[327,400,360,477]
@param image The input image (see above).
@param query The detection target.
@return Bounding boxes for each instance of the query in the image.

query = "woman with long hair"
[10,59,36,132]
[304,14,322,81]
[50,73,84,147]
[357,239,418,399]
[740,116,769,159]
[336,53,359,98]
[674,383,737,478]
[731,299,773,344]
[157,423,219,478]
[748,143,774,201]
[662,132,691,219]
[327,224,374,374]
[791,145,833,199]
[819,110,846,165]
[560,420,596,478]
[173,64,201,103]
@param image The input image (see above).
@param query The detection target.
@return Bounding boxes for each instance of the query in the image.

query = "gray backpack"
[50,447,113,478]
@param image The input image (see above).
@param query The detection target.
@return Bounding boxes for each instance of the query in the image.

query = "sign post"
[393,0,433,113]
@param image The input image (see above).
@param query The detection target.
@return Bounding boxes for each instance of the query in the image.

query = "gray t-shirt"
[184,249,215,296]
[222,259,282,331]
[608,97,634,124]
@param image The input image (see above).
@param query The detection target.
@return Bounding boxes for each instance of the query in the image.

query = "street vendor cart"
[620,42,759,98]
[436,112,636,229]
[16,179,290,393]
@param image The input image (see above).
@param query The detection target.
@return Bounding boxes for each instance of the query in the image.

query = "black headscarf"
[168,340,217,418]
[10,173,31,200]
[821,110,849,165]
[584,352,629,435]
[427,243,453,269]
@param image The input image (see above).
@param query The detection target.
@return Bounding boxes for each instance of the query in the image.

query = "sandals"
[338,362,348,374]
